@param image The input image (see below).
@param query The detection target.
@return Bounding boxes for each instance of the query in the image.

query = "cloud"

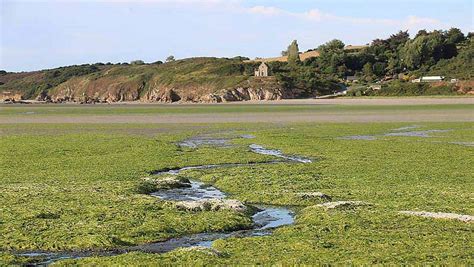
[244,5,443,31]
[247,6,284,16]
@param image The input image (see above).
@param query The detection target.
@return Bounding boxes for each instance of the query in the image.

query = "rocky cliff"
[1,57,292,103]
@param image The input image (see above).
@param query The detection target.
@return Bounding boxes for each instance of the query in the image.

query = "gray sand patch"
[385,129,451,138]
[337,135,377,140]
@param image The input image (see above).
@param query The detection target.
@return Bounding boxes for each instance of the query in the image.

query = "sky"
[1,0,473,72]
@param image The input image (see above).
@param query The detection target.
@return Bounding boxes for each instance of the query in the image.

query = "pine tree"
[287,40,300,64]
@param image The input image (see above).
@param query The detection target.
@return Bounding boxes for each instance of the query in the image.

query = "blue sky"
[1,0,472,71]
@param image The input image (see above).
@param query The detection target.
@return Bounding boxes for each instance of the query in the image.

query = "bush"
[375,81,458,96]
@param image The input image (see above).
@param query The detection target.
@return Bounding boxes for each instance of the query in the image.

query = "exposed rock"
[141,176,191,191]
[35,91,51,101]
[399,211,474,223]
[316,201,370,210]
[176,246,222,257]
[175,199,247,213]
[145,88,181,103]
[211,86,291,103]
[296,192,332,201]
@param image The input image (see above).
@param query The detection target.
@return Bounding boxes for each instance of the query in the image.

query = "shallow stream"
[12,139,311,266]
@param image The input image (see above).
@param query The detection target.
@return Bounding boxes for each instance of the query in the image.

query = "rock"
[316,201,370,210]
[137,176,191,194]
[142,176,191,190]
[296,192,332,201]
[177,246,221,256]
[399,211,474,223]
[175,199,247,213]
[35,91,51,101]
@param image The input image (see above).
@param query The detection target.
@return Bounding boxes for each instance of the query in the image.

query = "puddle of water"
[338,135,377,141]
[240,134,255,139]
[252,206,294,230]
[385,129,451,138]
[178,136,231,148]
[249,144,312,163]
[151,180,225,201]
[449,141,474,147]
[391,125,421,131]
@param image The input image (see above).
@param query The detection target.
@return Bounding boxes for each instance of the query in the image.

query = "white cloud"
[247,5,284,16]
[244,5,443,31]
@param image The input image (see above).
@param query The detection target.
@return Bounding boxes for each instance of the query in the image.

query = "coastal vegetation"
[1,28,472,102]
[1,107,473,264]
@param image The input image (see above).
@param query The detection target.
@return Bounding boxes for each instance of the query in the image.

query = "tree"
[286,40,300,64]
[130,60,145,65]
[363,62,374,81]
[415,29,428,38]
[166,55,175,62]
[317,39,345,76]
[373,62,386,76]
[400,31,444,70]
[318,39,345,53]
[387,30,410,50]
[445,28,465,44]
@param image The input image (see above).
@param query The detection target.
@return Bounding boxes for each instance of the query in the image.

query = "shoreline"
[2,97,474,106]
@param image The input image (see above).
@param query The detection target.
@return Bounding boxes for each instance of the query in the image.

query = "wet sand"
[0,110,472,123]
[1,97,472,123]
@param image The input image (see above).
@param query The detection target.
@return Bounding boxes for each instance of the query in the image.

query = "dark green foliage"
[428,38,474,79]
[0,64,100,99]
[375,81,458,96]
[269,62,340,96]
[130,60,145,65]
[286,40,300,64]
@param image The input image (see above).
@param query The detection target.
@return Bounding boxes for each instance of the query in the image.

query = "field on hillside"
[0,103,473,265]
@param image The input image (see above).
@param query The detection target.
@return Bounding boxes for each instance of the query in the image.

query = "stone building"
[254,62,269,77]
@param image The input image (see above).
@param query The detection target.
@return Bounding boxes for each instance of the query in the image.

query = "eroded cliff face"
[43,76,290,103]
[203,87,291,103]
[48,76,144,103]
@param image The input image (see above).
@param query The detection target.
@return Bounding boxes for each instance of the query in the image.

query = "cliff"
[0,57,290,103]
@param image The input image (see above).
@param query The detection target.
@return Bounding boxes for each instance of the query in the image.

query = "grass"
[0,120,473,265]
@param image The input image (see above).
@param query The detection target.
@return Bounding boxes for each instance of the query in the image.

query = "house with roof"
[412,76,445,83]
[254,62,269,77]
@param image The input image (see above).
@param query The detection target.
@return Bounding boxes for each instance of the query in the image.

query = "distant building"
[412,76,445,83]
[345,76,358,82]
[255,62,269,77]
[369,84,382,90]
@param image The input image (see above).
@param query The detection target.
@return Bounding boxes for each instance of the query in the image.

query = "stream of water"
[12,141,311,266]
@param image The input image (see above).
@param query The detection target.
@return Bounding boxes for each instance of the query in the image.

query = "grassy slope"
[1,115,473,264]
[0,58,256,100]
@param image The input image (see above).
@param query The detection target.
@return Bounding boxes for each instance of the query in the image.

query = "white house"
[412,76,445,83]
[254,62,269,77]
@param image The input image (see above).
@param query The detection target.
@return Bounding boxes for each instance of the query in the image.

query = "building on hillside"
[412,76,445,83]
[255,62,269,77]
[345,76,358,82]
[369,84,382,90]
